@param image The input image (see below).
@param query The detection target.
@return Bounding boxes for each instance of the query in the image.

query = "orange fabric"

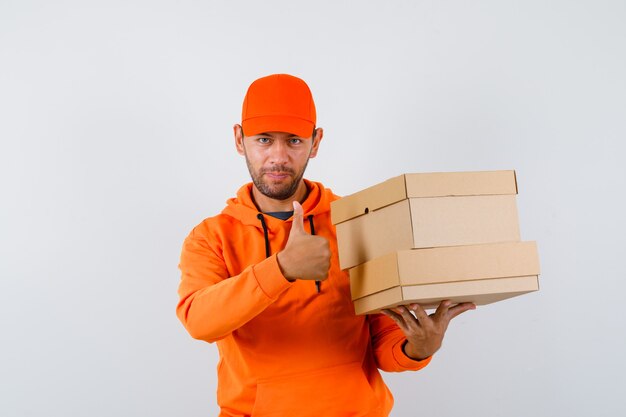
[177,180,431,417]
[241,74,316,138]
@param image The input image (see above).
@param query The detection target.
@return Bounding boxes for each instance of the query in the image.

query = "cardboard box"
[353,275,539,315]
[331,171,520,270]
[350,241,540,314]
[349,241,540,299]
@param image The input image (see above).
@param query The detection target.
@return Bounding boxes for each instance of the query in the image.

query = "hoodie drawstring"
[307,215,321,294]
[256,213,271,259]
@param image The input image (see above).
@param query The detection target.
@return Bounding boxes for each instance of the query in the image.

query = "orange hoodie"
[177,180,431,417]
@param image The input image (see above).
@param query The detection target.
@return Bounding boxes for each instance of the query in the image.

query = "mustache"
[261,165,295,175]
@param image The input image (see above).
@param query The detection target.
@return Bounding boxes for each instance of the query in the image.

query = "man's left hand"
[382,300,475,361]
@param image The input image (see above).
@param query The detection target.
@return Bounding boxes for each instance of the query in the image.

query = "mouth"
[265,172,291,180]
[262,167,294,179]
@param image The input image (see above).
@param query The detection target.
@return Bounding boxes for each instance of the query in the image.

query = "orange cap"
[241,74,316,138]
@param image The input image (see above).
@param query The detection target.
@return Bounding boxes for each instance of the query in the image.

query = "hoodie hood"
[221,179,336,229]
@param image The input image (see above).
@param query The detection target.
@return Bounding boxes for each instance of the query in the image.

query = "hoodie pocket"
[251,362,381,417]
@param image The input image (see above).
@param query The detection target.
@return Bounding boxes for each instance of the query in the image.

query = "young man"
[177,74,474,417]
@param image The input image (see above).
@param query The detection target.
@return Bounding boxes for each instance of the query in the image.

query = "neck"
[252,180,308,213]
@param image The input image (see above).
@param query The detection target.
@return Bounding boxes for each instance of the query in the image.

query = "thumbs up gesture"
[277,201,331,281]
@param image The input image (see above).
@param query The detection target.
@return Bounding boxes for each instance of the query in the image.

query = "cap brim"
[242,115,315,138]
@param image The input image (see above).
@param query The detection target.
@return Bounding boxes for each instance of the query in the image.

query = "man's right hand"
[277,201,331,281]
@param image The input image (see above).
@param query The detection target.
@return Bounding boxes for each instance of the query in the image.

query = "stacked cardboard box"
[331,170,540,315]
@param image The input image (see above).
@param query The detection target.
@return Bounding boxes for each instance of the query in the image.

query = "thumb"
[290,201,306,235]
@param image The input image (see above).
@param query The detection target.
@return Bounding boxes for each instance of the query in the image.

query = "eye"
[257,137,271,144]
[289,138,302,145]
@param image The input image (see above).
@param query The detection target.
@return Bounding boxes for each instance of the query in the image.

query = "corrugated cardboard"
[332,170,520,270]
[331,170,518,225]
[353,275,539,315]
[349,241,540,300]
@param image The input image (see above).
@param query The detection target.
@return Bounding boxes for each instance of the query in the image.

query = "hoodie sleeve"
[368,313,432,372]
[176,226,292,343]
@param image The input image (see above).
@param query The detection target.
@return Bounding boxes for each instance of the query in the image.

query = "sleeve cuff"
[392,339,433,370]
[252,254,292,299]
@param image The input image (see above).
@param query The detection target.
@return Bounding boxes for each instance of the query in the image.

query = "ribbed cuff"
[392,339,433,371]
[252,254,293,299]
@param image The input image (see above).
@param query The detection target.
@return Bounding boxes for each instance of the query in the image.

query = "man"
[177,74,474,417]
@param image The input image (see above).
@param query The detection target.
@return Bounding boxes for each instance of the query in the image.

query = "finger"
[433,300,453,320]
[290,201,306,235]
[409,303,430,325]
[396,305,418,328]
[381,309,409,332]
[446,302,476,321]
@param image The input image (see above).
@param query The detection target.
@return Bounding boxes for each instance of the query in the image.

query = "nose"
[268,140,289,165]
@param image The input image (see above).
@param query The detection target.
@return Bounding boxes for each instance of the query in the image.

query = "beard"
[246,159,309,201]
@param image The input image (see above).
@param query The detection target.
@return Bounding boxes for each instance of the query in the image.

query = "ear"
[234,124,245,156]
[308,127,324,159]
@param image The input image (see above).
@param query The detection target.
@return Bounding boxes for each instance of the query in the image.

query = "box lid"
[349,241,539,300]
[331,170,518,225]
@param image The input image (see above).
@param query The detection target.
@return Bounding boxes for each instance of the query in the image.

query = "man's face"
[235,128,323,201]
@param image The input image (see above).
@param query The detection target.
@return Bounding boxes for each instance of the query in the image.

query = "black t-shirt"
[264,211,294,220]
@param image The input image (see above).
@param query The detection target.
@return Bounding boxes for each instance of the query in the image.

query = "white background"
[1,1,625,416]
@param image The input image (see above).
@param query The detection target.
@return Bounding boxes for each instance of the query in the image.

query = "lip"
[265,172,291,179]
